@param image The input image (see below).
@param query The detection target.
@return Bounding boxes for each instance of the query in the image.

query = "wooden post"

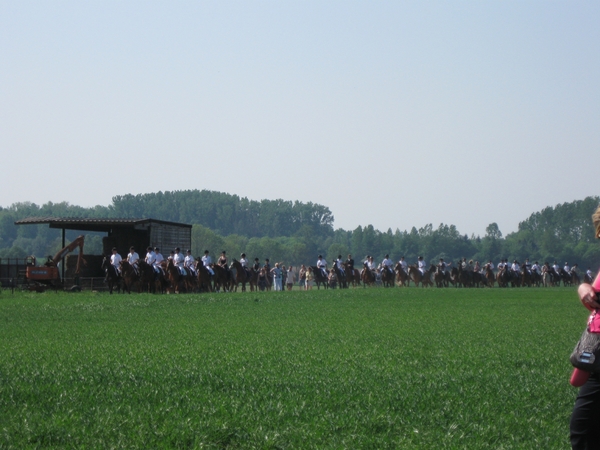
[62,228,66,281]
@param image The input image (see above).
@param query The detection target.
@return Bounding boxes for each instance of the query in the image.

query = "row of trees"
[1,192,600,271]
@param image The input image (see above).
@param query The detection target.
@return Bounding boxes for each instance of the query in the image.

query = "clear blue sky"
[1,1,598,236]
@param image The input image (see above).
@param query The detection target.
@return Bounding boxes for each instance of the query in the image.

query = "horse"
[360,263,376,287]
[408,265,433,287]
[570,269,580,286]
[380,266,395,288]
[138,260,157,293]
[434,266,446,288]
[394,263,410,287]
[484,266,495,288]
[310,266,330,289]
[119,260,140,293]
[164,259,195,293]
[530,269,542,287]
[521,269,532,288]
[196,261,213,292]
[343,263,360,287]
[212,264,232,292]
[331,264,348,289]
[230,259,254,292]
[496,267,510,288]
[101,256,121,294]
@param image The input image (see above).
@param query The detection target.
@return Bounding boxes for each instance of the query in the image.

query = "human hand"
[578,283,600,311]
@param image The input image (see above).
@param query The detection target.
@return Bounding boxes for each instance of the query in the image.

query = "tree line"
[1,191,599,272]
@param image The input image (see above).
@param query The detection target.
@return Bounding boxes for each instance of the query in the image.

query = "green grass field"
[0,287,588,449]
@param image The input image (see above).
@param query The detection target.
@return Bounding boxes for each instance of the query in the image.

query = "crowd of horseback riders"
[353,254,587,288]
[101,245,588,294]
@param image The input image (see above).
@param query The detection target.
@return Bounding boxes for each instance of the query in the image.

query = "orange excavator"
[25,235,86,289]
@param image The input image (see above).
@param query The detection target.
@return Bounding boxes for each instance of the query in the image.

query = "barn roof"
[14,217,192,232]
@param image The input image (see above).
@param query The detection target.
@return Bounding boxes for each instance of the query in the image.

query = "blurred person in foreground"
[570,206,600,449]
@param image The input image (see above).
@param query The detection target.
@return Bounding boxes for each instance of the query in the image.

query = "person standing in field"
[570,206,600,449]
[257,267,267,291]
[271,263,283,291]
[298,265,307,290]
[286,266,295,290]
[305,266,314,290]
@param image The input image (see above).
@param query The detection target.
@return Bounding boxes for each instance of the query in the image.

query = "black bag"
[570,327,600,372]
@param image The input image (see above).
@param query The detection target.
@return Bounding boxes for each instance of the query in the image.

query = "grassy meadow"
[0,286,588,449]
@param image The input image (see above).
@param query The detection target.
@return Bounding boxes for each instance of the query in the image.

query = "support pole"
[62,228,66,281]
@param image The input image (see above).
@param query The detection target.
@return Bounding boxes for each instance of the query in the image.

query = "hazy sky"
[1,1,598,237]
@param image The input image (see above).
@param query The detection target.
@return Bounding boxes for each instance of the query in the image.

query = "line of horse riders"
[100,245,587,294]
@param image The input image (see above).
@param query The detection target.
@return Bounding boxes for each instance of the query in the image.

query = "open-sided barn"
[14,217,192,279]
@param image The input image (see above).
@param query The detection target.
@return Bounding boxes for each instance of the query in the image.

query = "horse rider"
[336,255,346,280]
[523,258,531,273]
[145,246,156,265]
[173,247,186,275]
[511,260,520,275]
[587,267,594,281]
[110,247,122,274]
[252,257,261,271]
[127,246,140,273]
[418,256,427,275]
[346,254,354,274]
[399,256,408,274]
[317,255,328,278]
[202,250,214,276]
[153,247,165,274]
[217,251,229,273]
[564,262,571,274]
[552,261,560,274]
[382,254,394,276]
[531,261,541,275]
[437,258,448,274]
[240,253,252,278]
[184,250,196,276]
[486,260,495,271]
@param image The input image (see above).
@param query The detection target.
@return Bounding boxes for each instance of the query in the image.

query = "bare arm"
[578,283,600,311]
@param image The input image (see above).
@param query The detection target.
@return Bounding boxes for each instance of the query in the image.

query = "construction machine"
[25,235,86,289]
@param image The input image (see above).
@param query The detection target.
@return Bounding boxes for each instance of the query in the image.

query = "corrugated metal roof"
[14,217,192,231]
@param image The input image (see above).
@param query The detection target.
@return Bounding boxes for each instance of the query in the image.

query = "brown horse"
[212,264,232,292]
[484,266,495,288]
[119,260,140,293]
[195,261,213,292]
[138,260,157,293]
[434,267,445,288]
[101,256,121,294]
[230,259,254,292]
[331,264,348,289]
[343,263,360,287]
[164,260,195,293]
[408,265,434,287]
[394,263,410,287]
[360,264,376,287]
[380,267,395,288]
